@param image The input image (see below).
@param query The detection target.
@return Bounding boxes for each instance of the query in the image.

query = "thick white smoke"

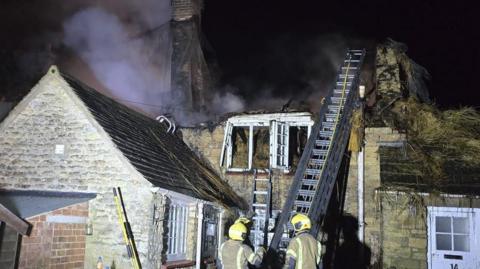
[62,1,245,125]
[63,6,172,116]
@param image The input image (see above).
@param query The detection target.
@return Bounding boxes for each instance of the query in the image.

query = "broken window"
[220,113,314,172]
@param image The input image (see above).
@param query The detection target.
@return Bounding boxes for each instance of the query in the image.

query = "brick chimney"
[170,0,211,116]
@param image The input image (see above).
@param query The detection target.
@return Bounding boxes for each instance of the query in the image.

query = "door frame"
[427,206,480,269]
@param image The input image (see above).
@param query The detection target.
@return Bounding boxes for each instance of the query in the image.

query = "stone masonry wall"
[342,127,406,268]
[343,153,359,219]
[18,202,88,269]
[343,127,480,269]
[0,71,155,269]
[377,192,480,269]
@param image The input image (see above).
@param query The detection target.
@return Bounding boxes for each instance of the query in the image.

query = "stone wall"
[377,192,480,269]
[343,127,406,268]
[181,125,296,212]
[0,72,155,268]
[343,127,480,269]
[18,203,88,269]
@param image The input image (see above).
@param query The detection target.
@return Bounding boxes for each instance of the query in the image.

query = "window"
[220,113,314,172]
[427,206,480,269]
[167,203,188,260]
[435,216,470,251]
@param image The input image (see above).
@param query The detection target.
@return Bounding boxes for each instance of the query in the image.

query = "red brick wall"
[18,203,88,269]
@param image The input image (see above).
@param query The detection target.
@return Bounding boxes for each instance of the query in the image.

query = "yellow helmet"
[229,222,247,241]
[291,214,311,232]
[234,217,251,225]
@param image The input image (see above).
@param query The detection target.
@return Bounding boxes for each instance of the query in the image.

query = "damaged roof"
[379,145,480,195]
[60,70,246,209]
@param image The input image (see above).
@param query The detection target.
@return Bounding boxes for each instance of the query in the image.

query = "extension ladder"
[269,49,366,252]
[250,169,272,251]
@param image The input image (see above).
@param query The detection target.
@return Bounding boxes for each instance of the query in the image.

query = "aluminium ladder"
[269,49,366,253]
[250,169,272,251]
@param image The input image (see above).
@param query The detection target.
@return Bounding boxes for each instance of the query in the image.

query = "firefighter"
[283,214,322,269]
[235,217,251,225]
[218,222,265,269]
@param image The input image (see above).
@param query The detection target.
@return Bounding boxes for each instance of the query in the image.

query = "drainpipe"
[358,148,365,241]
[196,203,204,269]
[217,209,225,248]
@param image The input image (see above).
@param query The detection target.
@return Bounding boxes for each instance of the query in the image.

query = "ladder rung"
[319,131,333,137]
[309,158,325,166]
[322,122,335,129]
[339,74,355,79]
[252,216,265,220]
[255,178,269,181]
[301,179,319,186]
[305,168,321,176]
[294,200,312,207]
[342,66,358,70]
[331,97,346,103]
[334,89,350,94]
[254,191,268,195]
[325,113,338,120]
[312,149,328,155]
[336,81,352,85]
[328,105,340,111]
[315,140,330,147]
[344,59,360,63]
[253,203,267,208]
[298,189,316,196]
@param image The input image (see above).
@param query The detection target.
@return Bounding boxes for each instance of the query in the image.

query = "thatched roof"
[371,40,480,194]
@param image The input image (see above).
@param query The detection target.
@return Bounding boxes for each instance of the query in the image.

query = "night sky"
[0,0,478,109]
[203,0,479,108]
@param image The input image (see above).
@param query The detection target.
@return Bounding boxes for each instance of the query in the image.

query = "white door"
[427,207,480,269]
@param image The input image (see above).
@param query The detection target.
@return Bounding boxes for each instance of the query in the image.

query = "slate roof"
[62,73,246,209]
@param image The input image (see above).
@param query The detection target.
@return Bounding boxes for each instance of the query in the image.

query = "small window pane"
[453,217,469,234]
[436,217,451,233]
[454,235,470,252]
[436,234,452,250]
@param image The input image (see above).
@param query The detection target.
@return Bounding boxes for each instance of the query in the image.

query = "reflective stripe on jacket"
[284,232,322,269]
[218,240,263,269]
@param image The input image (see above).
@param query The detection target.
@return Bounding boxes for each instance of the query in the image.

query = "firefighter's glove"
[256,247,266,258]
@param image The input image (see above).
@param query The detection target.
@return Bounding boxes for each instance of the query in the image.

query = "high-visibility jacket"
[284,232,322,269]
[218,239,264,269]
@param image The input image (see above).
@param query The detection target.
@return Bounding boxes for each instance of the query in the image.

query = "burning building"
[0,1,479,269]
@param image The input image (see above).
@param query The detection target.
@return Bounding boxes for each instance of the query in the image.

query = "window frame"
[166,202,189,261]
[427,206,480,269]
[219,113,314,172]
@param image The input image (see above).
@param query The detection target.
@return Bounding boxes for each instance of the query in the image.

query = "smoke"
[222,33,370,113]
[62,2,172,116]
[61,1,246,125]
[1,1,370,125]
[211,86,245,114]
